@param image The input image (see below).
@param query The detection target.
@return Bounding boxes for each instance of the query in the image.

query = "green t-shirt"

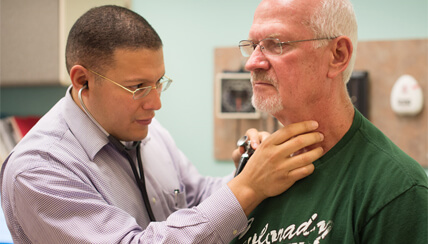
[231,110,428,244]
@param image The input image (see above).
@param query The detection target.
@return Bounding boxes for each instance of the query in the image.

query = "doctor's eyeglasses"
[239,36,337,57]
[87,68,172,100]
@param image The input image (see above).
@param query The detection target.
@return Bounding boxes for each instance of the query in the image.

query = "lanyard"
[108,135,156,222]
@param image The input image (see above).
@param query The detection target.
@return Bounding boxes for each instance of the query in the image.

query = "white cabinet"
[0,0,130,86]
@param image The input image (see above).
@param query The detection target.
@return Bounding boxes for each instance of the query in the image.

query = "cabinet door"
[58,0,131,85]
[1,0,130,86]
[1,0,61,86]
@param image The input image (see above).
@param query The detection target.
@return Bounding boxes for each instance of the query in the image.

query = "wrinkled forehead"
[249,0,316,39]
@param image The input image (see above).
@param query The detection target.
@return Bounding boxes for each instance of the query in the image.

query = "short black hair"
[65,5,162,73]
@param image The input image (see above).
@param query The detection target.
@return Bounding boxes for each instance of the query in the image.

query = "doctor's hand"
[227,121,324,216]
[232,128,270,167]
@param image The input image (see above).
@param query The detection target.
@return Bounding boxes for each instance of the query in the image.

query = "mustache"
[251,71,278,87]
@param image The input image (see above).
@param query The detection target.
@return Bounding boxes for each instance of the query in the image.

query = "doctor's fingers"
[270,146,323,183]
[267,121,319,146]
[250,147,321,198]
[244,128,270,151]
[257,132,323,177]
[276,131,324,158]
[280,146,323,176]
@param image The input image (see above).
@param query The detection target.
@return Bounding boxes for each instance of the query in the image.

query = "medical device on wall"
[216,72,260,119]
[390,74,424,116]
[347,71,369,118]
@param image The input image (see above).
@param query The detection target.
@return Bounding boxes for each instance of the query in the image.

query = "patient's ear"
[70,65,90,90]
[327,36,353,79]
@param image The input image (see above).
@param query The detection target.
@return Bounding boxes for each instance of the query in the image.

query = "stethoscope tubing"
[78,85,156,221]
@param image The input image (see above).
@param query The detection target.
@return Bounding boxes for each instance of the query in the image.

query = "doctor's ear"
[70,65,90,90]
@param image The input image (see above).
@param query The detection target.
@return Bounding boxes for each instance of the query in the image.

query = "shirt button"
[152,197,156,204]
[233,230,238,235]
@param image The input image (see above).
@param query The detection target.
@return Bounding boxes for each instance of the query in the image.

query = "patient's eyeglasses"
[239,37,337,57]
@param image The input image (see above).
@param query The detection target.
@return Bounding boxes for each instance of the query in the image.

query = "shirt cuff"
[196,185,248,243]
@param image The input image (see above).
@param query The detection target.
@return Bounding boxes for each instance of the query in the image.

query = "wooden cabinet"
[0,0,130,86]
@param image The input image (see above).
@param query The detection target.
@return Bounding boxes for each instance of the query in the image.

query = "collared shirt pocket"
[163,189,187,211]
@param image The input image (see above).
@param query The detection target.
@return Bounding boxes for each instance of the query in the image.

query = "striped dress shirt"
[1,86,247,243]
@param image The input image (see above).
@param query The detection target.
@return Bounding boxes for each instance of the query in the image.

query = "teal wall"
[132,0,428,176]
[0,86,68,116]
[1,0,427,176]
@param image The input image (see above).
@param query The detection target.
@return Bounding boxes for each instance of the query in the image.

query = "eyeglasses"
[87,68,172,100]
[239,37,337,57]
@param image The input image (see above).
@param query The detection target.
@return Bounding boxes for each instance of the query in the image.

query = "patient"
[231,0,428,243]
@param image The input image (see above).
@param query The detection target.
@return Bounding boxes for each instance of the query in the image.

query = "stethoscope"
[234,136,255,177]
[78,84,156,222]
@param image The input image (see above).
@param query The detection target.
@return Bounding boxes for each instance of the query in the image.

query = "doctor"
[1,5,324,243]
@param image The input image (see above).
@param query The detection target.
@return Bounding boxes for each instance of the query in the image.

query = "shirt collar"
[63,86,110,160]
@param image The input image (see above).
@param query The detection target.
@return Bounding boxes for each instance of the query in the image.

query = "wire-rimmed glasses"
[87,68,172,100]
[239,37,337,57]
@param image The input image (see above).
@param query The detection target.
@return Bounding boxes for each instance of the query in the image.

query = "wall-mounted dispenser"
[390,75,424,116]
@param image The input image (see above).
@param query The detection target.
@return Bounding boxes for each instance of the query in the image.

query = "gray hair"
[308,0,358,84]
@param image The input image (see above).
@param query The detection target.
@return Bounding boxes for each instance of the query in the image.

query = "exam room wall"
[1,0,427,176]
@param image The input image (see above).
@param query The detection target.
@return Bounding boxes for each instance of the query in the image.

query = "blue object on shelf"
[0,196,13,244]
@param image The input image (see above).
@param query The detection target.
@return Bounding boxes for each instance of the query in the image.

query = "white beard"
[251,71,284,114]
[251,92,283,114]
